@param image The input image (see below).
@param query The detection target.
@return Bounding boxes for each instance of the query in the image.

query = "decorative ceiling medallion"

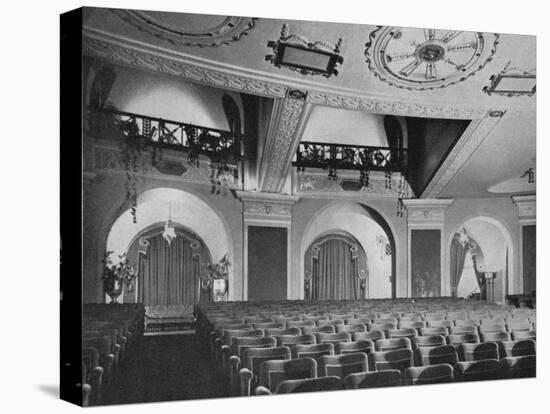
[112,9,256,47]
[266,24,344,78]
[483,61,536,97]
[365,27,499,90]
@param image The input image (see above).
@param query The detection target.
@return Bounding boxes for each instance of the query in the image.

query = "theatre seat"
[447,333,479,348]
[454,359,501,382]
[500,356,536,379]
[292,343,335,361]
[512,330,536,341]
[403,364,454,385]
[500,340,536,358]
[353,330,385,342]
[416,345,458,366]
[237,346,291,396]
[302,325,336,335]
[335,340,374,355]
[275,376,344,394]
[255,358,318,395]
[264,327,301,337]
[388,328,417,342]
[336,324,367,334]
[450,325,478,335]
[459,342,499,362]
[276,334,316,349]
[420,327,448,337]
[318,353,369,378]
[316,332,352,344]
[344,370,402,389]
[369,349,413,372]
[375,337,412,352]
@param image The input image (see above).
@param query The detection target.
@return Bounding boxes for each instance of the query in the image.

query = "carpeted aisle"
[103,334,228,405]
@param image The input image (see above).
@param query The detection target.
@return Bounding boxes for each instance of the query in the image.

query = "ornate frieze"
[259,96,311,193]
[403,199,454,226]
[237,191,299,221]
[82,32,288,98]
[421,112,504,198]
[512,195,536,222]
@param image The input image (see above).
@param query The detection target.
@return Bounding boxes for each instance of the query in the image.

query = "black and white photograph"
[5,1,547,413]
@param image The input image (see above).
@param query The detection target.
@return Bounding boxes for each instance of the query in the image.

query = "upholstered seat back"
[258,358,318,392]
[318,352,369,379]
[403,364,454,385]
[344,370,402,389]
[275,376,344,394]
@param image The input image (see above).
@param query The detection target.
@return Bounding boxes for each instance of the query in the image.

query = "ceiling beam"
[421,110,505,198]
[258,91,313,193]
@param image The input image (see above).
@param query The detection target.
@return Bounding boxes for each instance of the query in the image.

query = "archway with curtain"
[124,225,213,307]
[304,232,368,300]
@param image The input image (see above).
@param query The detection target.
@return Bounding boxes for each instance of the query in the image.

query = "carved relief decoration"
[243,201,292,217]
[403,199,454,225]
[112,10,256,48]
[260,97,308,192]
[365,27,499,91]
[82,34,288,98]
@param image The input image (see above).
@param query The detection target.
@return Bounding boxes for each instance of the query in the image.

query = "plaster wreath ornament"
[102,251,137,304]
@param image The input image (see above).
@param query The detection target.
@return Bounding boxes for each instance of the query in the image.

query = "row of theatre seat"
[195,298,536,397]
[81,304,145,406]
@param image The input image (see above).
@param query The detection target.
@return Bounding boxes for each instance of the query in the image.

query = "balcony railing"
[293,141,408,172]
[86,108,243,164]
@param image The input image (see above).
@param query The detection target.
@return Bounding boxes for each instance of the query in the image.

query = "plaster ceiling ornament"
[365,27,499,90]
[112,9,256,47]
[483,61,536,97]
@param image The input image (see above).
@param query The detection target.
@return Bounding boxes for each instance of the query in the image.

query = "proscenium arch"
[447,215,515,300]
[299,200,398,299]
[101,186,235,299]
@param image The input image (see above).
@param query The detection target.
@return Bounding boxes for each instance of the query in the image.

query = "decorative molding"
[237,191,299,221]
[259,97,312,192]
[90,139,240,188]
[305,90,490,119]
[82,29,511,120]
[403,199,454,226]
[364,27,499,91]
[82,33,288,98]
[112,10,256,48]
[296,171,409,198]
[421,112,504,198]
[512,195,536,220]
[483,61,536,97]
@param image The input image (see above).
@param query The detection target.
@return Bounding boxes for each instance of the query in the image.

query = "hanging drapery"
[449,234,468,297]
[135,229,210,306]
[305,233,366,300]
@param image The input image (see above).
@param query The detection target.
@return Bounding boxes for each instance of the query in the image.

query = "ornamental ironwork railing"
[293,141,408,172]
[86,108,244,164]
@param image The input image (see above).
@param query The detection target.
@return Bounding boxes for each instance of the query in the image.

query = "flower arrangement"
[102,251,137,303]
[205,254,231,280]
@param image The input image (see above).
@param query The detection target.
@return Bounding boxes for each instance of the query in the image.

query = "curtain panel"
[310,238,361,300]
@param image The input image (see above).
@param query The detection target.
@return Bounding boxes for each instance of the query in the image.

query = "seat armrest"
[239,367,253,397]
[221,345,232,374]
[255,385,272,396]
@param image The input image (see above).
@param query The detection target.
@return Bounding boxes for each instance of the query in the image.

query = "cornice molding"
[82,29,512,120]
[421,112,504,198]
[403,198,454,226]
[237,190,299,221]
[512,194,536,219]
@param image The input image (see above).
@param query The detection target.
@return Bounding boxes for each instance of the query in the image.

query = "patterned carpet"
[103,334,228,405]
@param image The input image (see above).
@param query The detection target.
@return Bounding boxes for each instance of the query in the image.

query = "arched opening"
[304,231,367,300]
[120,224,215,307]
[449,216,513,303]
[104,187,233,301]
[300,201,396,299]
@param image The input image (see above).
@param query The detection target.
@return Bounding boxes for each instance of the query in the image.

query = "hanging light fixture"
[162,202,177,246]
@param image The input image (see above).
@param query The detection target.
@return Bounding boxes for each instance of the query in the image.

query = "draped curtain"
[138,233,201,306]
[311,239,359,300]
[449,236,468,297]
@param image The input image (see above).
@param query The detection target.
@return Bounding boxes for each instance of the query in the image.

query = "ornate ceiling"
[82,7,536,199]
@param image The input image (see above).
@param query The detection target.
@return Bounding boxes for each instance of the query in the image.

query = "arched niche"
[300,201,396,299]
[448,216,514,303]
[105,187,234,298]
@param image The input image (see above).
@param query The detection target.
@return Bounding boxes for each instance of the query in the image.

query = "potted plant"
[102,251,136,304]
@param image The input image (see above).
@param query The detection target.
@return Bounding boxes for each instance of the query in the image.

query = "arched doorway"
[300,201,396,299]
[449,217,513,303]
[104,187,233,301]
[123,225,214,306]
[304,231,367,300]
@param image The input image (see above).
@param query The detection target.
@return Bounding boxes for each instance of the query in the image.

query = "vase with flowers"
[102,251,137,304]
